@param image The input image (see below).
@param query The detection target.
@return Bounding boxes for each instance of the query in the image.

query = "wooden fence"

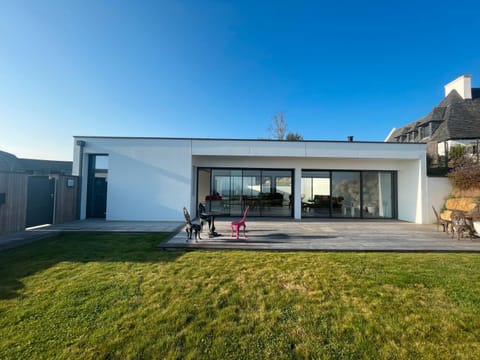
[0,172,79,235]
[0,172,28,235]
[54,175,78,224]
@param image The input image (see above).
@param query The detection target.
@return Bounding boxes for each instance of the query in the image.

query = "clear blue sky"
[1,0,480,160]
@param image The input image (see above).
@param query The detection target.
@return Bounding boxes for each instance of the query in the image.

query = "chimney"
[444,74,472,99]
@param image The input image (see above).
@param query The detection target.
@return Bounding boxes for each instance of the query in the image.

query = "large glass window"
[262,170,292,216]
[201,168,293,217]
[230,170,243,216]
[301,171,331,217]
[301,170,396,219]
[242,170,261,216]
[209,169,230,212]
[332,171,361,218]
[362,171,393,218]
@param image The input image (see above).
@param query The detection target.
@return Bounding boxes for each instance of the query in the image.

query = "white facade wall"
[426,177,452,223]
[73,138,192,221]
[73,137,428,223]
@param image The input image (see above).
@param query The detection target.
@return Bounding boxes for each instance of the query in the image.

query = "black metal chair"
[183,207,201,241]
[198,203,212,230]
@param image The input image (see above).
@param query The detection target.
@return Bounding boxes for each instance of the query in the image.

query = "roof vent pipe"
[347,136,354,142]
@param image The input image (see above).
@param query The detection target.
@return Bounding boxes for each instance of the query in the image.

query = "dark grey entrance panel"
[86,155,108,218]
[87,177,107,218]
[25,176,55,228]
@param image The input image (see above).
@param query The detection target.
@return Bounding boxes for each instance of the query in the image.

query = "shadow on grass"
[0,232,185,300]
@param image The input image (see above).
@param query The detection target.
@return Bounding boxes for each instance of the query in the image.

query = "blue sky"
[1,0,480,160]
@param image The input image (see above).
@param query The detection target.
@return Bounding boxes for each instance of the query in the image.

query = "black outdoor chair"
[198,203,212,230]
[183,207,202,242]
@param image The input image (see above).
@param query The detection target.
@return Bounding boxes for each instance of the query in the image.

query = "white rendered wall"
[73,137,427,223]
[396,160,424,223]
[74,137,192,221]
[426,177,451,223]
[191,139,425,160]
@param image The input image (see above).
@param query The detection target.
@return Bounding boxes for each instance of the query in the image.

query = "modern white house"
[72,137,438,224]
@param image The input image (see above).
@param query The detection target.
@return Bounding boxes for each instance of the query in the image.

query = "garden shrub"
[449,162,480,190]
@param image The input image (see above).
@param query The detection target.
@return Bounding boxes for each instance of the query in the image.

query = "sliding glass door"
[331,171,361,218]
[301,170,396,219]
[198,168,293,217]
[301,171,331,217]
[362,171,394,218]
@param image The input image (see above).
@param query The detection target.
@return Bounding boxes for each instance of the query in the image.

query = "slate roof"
[0,151,24,172]
[386,88,480,142]
[0,150,72,175]
[19,158,72,175]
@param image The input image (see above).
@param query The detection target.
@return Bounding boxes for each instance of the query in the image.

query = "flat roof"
[73,135,425,145]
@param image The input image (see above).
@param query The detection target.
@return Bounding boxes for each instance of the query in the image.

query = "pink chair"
[230,206,250,239]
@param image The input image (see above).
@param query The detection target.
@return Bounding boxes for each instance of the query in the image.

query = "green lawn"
[1,233,480,359]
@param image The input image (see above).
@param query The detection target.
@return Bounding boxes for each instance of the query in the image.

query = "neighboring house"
[385,75,480,164]
[19,158,72,176]
[0,151,25,173]
[72,136,437,224]
[0,150,72,175]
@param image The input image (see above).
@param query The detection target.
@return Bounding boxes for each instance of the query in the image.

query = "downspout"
[76,140,86,219]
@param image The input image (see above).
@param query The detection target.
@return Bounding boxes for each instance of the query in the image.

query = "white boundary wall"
[426,177,452,223]
[73,137,428,223]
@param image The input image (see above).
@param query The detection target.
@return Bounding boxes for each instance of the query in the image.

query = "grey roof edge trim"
[73,135,426,146]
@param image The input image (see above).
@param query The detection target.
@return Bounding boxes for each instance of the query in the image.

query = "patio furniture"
[183,207,201,242]
[432,206,449,233]
[450,210,473,240]
[230,206,250,239]
[198,203,212,229]
[199,203,224,237]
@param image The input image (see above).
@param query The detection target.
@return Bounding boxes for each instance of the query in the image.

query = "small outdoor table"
[200,210,225,238]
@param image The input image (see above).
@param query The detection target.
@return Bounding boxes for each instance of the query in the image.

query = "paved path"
[0,229,59,251]
[2,218,480,252]
[0,220,183,251]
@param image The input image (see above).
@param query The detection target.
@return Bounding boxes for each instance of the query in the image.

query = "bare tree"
[267,112,304,140]
[268,112,288,140]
